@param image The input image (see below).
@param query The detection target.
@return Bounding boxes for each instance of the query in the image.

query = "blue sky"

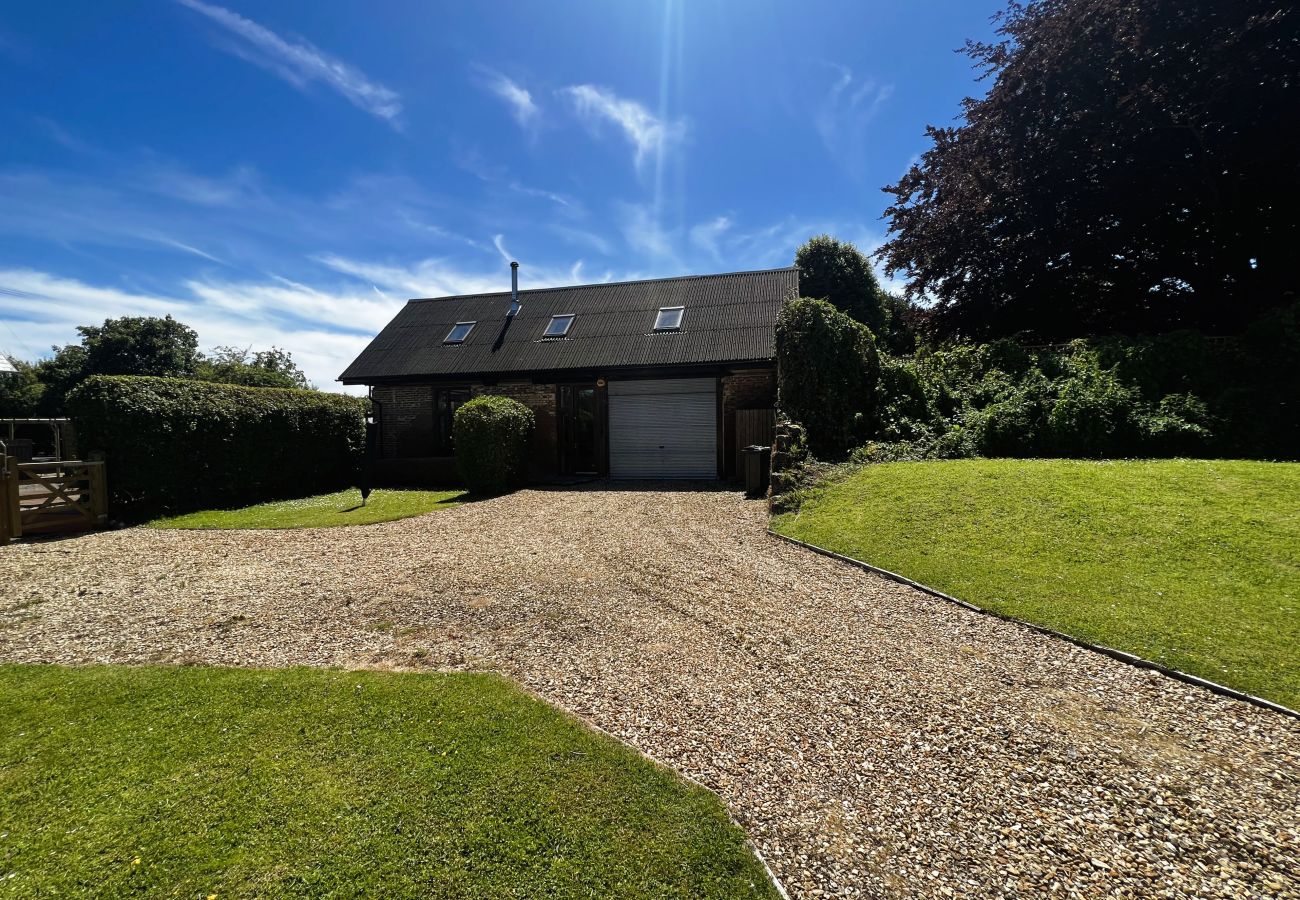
[0,0,1000,390]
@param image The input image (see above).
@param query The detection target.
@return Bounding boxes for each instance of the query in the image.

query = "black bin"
[741,445,771,497]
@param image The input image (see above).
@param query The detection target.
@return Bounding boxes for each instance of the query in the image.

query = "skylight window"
[654,306,684,331]
[444,321,476,344]
[544,314,575,338]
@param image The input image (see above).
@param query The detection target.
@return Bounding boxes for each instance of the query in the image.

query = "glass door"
[559,384,599,474]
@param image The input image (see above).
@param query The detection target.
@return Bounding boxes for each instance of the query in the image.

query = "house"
[339,264,796,483]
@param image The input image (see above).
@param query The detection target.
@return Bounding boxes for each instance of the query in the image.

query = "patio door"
[558,384,600,475]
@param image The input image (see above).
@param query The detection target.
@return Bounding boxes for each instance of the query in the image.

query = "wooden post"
[2,456,20,543]
[89,462,108,525]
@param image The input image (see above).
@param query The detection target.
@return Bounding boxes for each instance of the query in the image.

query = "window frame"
[433,386,472,455]
[653,306,685,331]
[443,321,476,344]
[543,313,576,338]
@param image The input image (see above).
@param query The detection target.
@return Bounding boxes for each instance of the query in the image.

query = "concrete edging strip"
[766,528,1299,721]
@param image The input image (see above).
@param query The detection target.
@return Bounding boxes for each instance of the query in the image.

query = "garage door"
[608,378,717,479]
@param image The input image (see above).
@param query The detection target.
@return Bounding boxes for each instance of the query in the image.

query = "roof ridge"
[406,265,798,304]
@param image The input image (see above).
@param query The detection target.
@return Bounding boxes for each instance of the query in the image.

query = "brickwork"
[372,384,435,459]
[721,368,777,477]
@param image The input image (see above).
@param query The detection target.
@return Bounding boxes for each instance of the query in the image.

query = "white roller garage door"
[608,378,717,479]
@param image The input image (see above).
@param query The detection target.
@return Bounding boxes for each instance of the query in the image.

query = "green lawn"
[147,488,464,529]
[773,459,1300,709]
[0,665,776,899]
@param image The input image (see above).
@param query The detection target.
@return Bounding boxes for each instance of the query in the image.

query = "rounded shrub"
[453,395,535,495]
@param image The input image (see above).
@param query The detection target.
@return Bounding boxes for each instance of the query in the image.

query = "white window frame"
[544,314,576,338]
[654,306,684,331]
[444,321,476,344]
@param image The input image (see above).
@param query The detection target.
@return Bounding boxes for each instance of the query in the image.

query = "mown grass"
[0,665,777,899]
[772,458,1300,709]
[147,488,464,530]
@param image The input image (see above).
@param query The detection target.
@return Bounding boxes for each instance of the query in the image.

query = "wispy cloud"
[559,85,684,173]
[548,224,614,256]
[475,67,540,131]
[0,267,394,391]
[315,252,591,299]
[813,63,893,180]
[689,215,732,262]
[618,202,678,261]
[176,0,402,127]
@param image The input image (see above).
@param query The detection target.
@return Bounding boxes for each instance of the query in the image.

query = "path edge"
[766,528,1299,721]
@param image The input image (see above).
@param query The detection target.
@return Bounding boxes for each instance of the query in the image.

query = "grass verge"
[0,665,777,899]
[772,458,1299,709]
[146,488,464,529]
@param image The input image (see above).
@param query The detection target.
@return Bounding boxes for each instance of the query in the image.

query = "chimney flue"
[509,261,520,317]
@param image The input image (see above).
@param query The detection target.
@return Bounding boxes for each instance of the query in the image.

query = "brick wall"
[474,382,558,475]
[374,381,558,474]
[372,384,435,459]
[721,368,776,478]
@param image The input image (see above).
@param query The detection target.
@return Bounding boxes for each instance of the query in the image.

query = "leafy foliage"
[196,346,311,390]
[879,0,1300,339]
[7,316,314,415]
[453,395,535,495]
[794,235,888,334]
[0,358,47,416]
[66,376,367,520]
[78,315,200,378]
[775,297,880,460]
[860,308,1300,462]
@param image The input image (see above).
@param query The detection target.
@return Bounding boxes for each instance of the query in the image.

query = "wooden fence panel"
[734,408,777,475]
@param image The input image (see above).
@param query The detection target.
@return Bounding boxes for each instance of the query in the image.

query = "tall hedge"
[67,376,367,520]
[453,395,534,495]
[776,297,880,459]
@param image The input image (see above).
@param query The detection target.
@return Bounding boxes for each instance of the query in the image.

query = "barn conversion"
[339,265,795,482]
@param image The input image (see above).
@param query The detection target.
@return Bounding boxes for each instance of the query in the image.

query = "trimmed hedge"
[453,395,534,495]
[67,376,367,520]
[776,297,880,459]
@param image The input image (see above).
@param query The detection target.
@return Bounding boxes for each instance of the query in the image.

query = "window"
[444,321,475,343]
[544,314,575,338]
[434,387,471,455]
[654,306,684,331]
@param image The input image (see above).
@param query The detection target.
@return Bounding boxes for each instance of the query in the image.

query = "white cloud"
[548,224,613,256]
[689,215,732,262]
[813,63,893,180]
[0,267,396,391]
[618,203,677,260]
[176,0,402,127]
[560,84,683,173]
[477,68,539,130]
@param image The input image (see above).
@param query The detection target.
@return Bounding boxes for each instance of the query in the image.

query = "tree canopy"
[794,235,888,335]
[0,316,312,416]
[878,0,1299,340]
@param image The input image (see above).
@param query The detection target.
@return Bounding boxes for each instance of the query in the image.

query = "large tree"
[77,315,200,378]
[794,235,889,335]
[878,0,1299,340]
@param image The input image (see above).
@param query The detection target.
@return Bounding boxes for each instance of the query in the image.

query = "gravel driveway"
[2,486,1297,899]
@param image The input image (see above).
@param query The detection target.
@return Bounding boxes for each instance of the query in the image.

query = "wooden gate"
[734,408,776,475]
[1,458,108,543]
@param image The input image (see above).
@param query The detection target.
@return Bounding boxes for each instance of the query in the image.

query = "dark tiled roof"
[339,266,797,383]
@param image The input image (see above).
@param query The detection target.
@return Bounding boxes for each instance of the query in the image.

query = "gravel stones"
[2,486,1297,898]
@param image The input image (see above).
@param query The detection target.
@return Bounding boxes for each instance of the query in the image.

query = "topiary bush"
[66,375,367,520]
[776,297,880,460]
[452,395,534,495]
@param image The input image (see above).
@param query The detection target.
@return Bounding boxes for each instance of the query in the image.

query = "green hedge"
[453,395,535,495]
[67,376,367,520]
[775,297,880,459]
[857,303,1300,463]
